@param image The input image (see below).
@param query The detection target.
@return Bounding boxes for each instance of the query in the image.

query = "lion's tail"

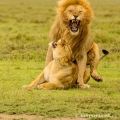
[99,49,109,61]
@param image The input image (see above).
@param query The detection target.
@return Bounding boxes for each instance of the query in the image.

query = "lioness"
[22,40,80,90]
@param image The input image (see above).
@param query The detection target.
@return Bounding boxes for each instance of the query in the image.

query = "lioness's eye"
[79,11,82,13]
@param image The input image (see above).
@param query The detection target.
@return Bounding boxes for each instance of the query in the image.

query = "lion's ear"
[60,56,69,66]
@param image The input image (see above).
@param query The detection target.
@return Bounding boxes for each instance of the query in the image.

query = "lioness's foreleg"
[87,43,103,82]
[45,45,53,66]
[22,72,45,90]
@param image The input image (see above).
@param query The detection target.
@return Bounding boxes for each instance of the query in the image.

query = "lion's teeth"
[77,21,79,24]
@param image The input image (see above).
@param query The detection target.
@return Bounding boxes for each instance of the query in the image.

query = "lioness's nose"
[52,42,57,48]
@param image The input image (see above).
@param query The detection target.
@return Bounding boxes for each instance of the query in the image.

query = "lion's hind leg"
[88,43,103,82]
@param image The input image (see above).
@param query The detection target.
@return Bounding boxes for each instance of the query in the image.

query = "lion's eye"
[79,11,82,13]
[69,10,73,13]
[62,44,65,46]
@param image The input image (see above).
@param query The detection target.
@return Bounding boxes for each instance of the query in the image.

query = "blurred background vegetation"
[0,0,120,62]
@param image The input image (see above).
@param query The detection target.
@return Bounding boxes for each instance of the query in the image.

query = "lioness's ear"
[60,56,69,66]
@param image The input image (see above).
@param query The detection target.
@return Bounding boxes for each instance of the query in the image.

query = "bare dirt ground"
[0,114,87,120]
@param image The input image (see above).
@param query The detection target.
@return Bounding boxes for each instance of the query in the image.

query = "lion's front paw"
[79,84,90,89]
[22,85,34,90]
[91,73,103,82]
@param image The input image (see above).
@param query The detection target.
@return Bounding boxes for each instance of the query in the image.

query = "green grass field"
[0,0,120,120]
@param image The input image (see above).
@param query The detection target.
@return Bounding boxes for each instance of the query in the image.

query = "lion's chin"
[70,29,79,36]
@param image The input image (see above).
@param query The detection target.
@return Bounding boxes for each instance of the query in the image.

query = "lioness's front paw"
[22,85,34,90]
[79,84,90,89]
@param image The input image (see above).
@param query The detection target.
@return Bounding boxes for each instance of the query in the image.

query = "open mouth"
[69,19,80,32]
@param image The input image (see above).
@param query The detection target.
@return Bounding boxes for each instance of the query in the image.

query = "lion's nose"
[73,15,78,19]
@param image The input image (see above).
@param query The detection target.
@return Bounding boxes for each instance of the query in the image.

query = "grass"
[0,0,120,120]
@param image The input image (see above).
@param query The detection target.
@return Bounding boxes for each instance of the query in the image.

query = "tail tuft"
[102,49,109,55]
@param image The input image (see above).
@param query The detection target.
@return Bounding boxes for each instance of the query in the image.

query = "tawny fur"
[45,0,103,89]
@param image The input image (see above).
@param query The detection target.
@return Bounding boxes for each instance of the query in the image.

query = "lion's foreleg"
[45,45,53,66]
[77,55,90,88]
[83,68,90,84]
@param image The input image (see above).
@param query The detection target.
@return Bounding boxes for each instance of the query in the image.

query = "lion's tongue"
[72,22,77,30]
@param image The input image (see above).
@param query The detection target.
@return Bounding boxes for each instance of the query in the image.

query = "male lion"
[45,0,103,88]
[23,40,82,90]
